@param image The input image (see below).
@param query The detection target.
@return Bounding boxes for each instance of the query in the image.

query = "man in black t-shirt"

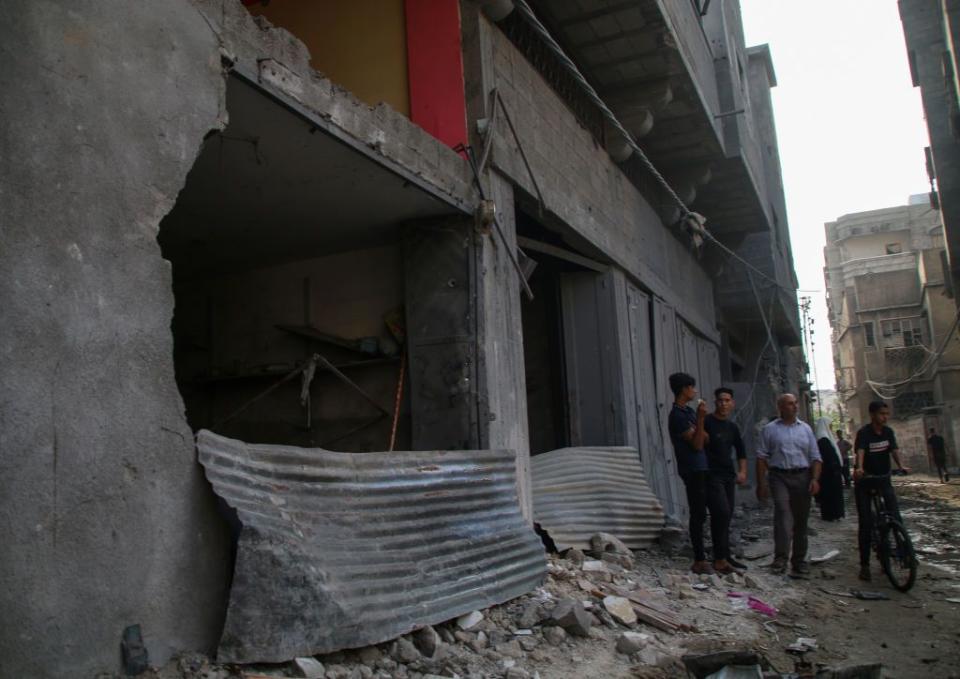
[853,400,910,582]
[703,387,748,573]
[927,428,950,483]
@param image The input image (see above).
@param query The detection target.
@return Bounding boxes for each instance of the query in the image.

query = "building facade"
[0,1,802,675]
[824,200,960,465]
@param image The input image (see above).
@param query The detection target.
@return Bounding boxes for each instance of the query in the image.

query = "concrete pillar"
[477,172,533,520]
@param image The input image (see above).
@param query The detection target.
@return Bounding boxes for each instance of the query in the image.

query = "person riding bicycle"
[853,400,910,582]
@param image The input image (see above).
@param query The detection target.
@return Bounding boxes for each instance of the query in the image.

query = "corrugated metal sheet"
[531,446,665,551]
[197,429,546,663]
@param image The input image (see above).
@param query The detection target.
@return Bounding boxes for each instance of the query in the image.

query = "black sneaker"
[770,558,787,575]
[858,565,872,582]
[790,561,811,578]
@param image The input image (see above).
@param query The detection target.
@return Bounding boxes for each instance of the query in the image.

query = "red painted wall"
[405,0,468,150]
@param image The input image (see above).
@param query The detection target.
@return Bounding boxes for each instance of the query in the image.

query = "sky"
[738,0,932,390]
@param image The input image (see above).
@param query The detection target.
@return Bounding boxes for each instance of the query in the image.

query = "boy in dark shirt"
[704,387,748,573]
[853,400,910,581]
[667,372,712,574]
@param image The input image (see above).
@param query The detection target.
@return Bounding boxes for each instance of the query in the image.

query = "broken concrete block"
[518,602,543,628]
[542,626,567,646]
[581,559,607,572]
[392,637,420,664]
[518,636,538,652]
[677,584,699,600]
[616,631,652,655]
[744,574,766,591]
[496,640,525,658]
[565,548,585,566]
[548,599,592,637]
[601,552,635,570]
[590,532,632,555]
[456,610,484,630]
[412,626,438,658]
[505,668,530,679]
[293,656,325,678]
[602,596,638,626]
[724,571,744,585]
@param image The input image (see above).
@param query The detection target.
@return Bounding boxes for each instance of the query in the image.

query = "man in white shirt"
[755,394,822,576]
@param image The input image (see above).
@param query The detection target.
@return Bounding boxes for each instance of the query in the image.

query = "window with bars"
[880,318,924,347]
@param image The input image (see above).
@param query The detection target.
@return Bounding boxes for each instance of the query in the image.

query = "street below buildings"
[131,476,960,679]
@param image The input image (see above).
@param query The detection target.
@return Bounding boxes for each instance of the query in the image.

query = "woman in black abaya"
[815,417,845,521]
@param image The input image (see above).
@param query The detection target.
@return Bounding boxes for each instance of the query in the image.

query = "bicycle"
[861,472,918,592]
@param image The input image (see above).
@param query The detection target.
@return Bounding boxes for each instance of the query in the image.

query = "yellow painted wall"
[249,0,410,115]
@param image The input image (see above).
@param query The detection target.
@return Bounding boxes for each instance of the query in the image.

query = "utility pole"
[800,296,823,419]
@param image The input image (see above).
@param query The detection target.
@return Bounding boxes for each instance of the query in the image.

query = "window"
[885,242,903,255]
[880,318,924,348]
[864,321,875,347]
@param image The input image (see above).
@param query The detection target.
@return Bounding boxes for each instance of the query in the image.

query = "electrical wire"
[511,0,799,296]
[864,308,960,399]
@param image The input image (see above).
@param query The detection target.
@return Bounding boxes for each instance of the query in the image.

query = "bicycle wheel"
[879,520,917,592]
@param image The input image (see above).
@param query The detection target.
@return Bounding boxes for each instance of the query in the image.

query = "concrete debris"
[590,532,632,556]
[743,573,766,591]
[412,626,439,658]
[581,559,607,572]
[811,549,841,563]
[617,631,653,655]
[565,548,585,566]
[292,657,325,678]
[547,599,593,636]
[601,551,635,570]
[542,625,567,646]
[602,596,638,626]
[495,640,524,658]
[392,637,420,663]
[518,602,544,628]
[456,610,484,630]
[504,668,530,679]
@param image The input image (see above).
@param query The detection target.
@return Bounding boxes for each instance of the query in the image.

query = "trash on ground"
[811,549,841,563]
[785,637,818,652]
[728,592,778,617]
[851,590,891,601]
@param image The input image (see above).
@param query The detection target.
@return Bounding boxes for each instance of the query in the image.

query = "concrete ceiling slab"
[160,76,460,276]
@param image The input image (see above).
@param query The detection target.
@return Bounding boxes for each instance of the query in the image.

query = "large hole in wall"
[158,74,456,452]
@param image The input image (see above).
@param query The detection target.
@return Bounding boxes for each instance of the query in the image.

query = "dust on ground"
[113,476,960,679]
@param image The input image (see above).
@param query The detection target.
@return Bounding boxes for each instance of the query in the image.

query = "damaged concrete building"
[0,0,803,676]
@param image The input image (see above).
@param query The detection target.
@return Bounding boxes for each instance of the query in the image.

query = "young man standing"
[704,387,749,573]
[854,401,910,581]
[927,427,950,483]
[667,372,713,574]
[755,394,822,576]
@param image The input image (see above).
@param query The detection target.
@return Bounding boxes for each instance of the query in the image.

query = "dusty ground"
[124,475,960,679]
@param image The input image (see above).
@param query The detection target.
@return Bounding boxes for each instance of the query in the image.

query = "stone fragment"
[437,627,456,645]
[412,626,439,658]
[677,584,699,600]
[638,646,663,665]
[505,668,530,679]
[542,626,567,646]
[496,640,524,658]
[393,638,420,664]
[603,596,637,626]
[518,602,543,628]
[548,599,592,637]
[518,636,538,652]
[724,571,744,585]
[581,559,607,572]
[744,573,766,590]
[357,646,382,666]
[565,548,585,566]
[590,532,632,555]
[293,657,325,678]
[616,631,652,655]
[456,611,484,630]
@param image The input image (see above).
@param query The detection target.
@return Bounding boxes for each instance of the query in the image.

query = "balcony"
[516,0,775,238]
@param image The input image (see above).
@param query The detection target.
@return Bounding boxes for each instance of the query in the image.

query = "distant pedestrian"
[815,418,845,521]
[756,394,822,576]
[836,430,853,487]
[667,372,713,575]
[927,427,950,483]
[704,387,749,573]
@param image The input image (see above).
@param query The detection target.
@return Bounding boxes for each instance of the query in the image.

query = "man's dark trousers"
[769,468,811,567]
[854,477,901,565]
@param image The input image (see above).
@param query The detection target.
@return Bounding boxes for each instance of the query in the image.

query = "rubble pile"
[126,528,799,679]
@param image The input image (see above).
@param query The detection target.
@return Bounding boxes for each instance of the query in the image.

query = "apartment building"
[0,1,802,675]
[824,199,960,463]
